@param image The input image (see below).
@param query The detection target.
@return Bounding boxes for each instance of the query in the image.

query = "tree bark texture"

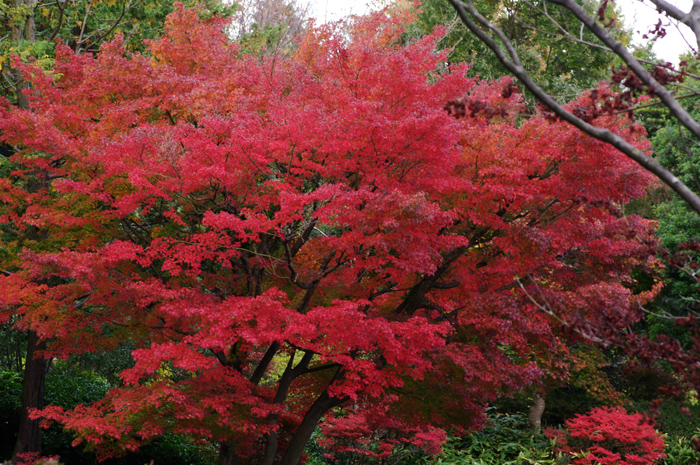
[12,331,47,464]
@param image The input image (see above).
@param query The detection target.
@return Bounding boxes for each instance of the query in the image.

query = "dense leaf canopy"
[0,4,658,464]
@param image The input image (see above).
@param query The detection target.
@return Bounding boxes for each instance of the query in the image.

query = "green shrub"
[42,364,216,465]
[617,365,679,402]
[305,411,561,465]
[106,434,217,465]
[660,435,700,465]
[0,371,22,458]
[45,365,110,409]
[0,370,22,417]
[631,400,700,438]
[40,364,110,464]
[0,364,215,465]
[0,364,109,462]
[426,412,559,465]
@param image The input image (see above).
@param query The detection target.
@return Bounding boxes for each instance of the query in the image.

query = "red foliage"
[546,407,666,465]
[14,452,60,465]
[0,4,659,464]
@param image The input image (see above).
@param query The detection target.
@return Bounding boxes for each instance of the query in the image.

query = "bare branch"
[47,0,65,42]
[446,0,700,216]
[647,0,700,51]
[76,2,91,54]
[549,0,700,140]
[90,0,132,46]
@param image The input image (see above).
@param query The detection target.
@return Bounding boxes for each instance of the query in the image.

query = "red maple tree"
[0,5,658,464]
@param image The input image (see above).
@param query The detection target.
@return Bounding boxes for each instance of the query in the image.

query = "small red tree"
[546,406,666,465]
[0,4,658,465]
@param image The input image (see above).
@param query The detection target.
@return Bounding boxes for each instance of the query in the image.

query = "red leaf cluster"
[546,407,666,465]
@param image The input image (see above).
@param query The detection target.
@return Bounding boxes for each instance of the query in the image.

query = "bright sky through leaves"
[310,0,693,62]
[606,0,691,62]
[308,0,378,22]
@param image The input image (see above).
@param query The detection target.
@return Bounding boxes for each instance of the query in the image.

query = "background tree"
[231,0,309,54]
[445,0,700,413]
[410,0,627,99]
[0,0,233,105]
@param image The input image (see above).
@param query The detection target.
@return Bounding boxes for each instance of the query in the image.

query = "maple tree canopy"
[0,4,659,465]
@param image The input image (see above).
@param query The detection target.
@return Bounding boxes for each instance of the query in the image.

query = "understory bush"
[0,371,22,456]
[306,411,559,465]
[545,406,665,465]
[660,435,700,465]
[632,400,700,438]
[427,412,558,465]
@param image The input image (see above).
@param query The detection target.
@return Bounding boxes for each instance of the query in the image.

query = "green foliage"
[541,387,604,428]
[306,411,560,465]
[0,363,215,464]
[632,400,700,439]
[1,39,55,67]
[618,365,678,402]
[0,0,232,105]
[44,364,110,410]
[0,370,22,457]
[495,386,609,431]
[427,413,558,465]
[238,23,290,55]
[409,0,626,100]
[39,364,109,464]
[39,363,216,465]
[0,324,26,372]
[29,0,232,54]
[635,91,700,349]
[660,435,700,465]
[104,434,217,465]
[652,119,700,250]
[0,370,21,412]
[63,344,136,386]
[233,0,307,56]
[306,410,699,465]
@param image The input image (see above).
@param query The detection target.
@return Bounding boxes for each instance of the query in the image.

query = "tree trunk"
[9,0,35,110]
[10,5,45,463]
[12,331,47,464]
[23,0,37,43]
[217,440,242,465]
[278,389,348,465]
[528,391,545,434]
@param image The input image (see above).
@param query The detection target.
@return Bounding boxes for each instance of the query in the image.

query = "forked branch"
[446,0,700,215]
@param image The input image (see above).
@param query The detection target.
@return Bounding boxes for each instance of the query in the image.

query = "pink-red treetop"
[0,4,658,464]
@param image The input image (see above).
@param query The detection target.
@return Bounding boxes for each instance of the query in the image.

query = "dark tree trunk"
[278,389,348,465]
[217,440,242,465]
[12,331,47,464]
[9,8,44,462]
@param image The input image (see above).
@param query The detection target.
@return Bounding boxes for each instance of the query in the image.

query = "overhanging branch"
[446,0,700,216]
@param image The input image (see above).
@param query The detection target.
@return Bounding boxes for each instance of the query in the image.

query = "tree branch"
[647,0,700,52]
[446,0,700,216]
[549,0,700,139]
